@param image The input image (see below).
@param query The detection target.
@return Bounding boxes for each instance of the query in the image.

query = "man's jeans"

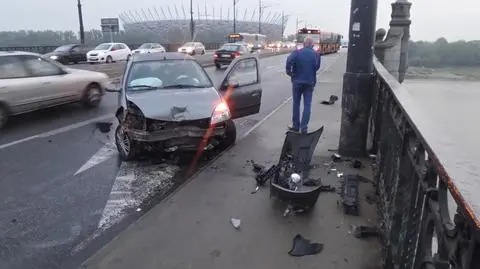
[291,83,314,133]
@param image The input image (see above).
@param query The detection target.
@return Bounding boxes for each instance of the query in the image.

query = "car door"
[70,45,83,63]
[122,44,131,59]
[217,55,262,119]
[21,55,75,106]
[110,44,122,61]
[0,55,44,114]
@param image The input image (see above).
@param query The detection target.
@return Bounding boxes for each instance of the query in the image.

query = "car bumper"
[87,56,107,63]
[127,124,227,151]
[214,58,234,65]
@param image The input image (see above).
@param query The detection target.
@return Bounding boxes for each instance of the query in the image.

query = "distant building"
[119,5,286,44]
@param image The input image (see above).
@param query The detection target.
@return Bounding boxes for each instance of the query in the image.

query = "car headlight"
[210,101,231,125]
[186,47,193,52]
[50,55,58,60]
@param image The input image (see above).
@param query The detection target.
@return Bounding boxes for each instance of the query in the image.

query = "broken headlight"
[125,102,146,130]
[210,101,231,125]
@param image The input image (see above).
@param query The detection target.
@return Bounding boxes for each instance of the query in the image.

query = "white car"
[0,51,110,128]
[132,43,166,54]
[87,42,132,64]
[177,42,206,55]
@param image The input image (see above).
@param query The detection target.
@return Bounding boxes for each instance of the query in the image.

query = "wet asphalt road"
[0,50,345,269]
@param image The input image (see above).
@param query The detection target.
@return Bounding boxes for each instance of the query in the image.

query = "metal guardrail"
[0,43,224,54]
[369,57,480,269]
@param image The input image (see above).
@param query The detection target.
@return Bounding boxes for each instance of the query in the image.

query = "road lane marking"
[74,142,116,176]
[0,114,113,151]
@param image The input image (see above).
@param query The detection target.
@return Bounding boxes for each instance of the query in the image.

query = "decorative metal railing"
[369,57,480,269]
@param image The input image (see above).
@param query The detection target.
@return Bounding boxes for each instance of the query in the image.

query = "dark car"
[251,42,265,52]
[105,52,263,161]
[213,43,249,69]
[44,44,88,64]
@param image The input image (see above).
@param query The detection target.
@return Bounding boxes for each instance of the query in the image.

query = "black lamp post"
[77,0,85,44]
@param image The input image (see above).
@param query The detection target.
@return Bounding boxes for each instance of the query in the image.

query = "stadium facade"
[118,5,287,44]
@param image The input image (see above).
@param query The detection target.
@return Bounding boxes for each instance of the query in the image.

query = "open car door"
[216,55,262,119]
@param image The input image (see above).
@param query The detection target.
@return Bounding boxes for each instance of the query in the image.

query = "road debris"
[339,174,360,216]
[353,226,380,239]
[288,234,324,257]
[230,218,241,229]
[331,153,342,162]
[320,95,338,105]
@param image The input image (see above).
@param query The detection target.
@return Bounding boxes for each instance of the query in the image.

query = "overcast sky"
[0,0,476,41]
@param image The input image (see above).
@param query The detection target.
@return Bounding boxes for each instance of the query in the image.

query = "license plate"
[221,54,230,58]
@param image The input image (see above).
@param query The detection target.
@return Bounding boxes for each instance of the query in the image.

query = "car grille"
[147,118,211,132]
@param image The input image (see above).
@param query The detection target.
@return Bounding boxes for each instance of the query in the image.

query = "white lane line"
[241,54,342,139]
[74,143,116,176]
[0,114,113,151]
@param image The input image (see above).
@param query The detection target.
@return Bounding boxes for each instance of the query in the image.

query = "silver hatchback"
[0,51,110,128]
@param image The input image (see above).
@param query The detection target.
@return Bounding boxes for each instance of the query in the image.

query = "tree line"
[409,38,480,67]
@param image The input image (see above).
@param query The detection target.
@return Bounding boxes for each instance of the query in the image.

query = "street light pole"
[190,0,194,40]
[258,0,261,34]
[338,0,378,157]
[77,0,85,44]
[233,0,236,33]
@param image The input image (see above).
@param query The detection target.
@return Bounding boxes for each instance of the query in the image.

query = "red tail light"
[214,54,218,58]
[232,52,241,57]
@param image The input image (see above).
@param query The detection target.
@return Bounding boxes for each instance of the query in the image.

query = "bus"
[227,33,267,48]
[295,28,342,55]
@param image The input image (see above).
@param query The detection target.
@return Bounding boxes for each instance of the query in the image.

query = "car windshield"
[219,44,239,51]
[54,45,74,52]
[126,59,213,92]
[138,43,153,49]
[183,42,194,47]
[94,43,111,50]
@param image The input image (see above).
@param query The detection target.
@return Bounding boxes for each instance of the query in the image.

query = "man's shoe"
[288,125,299,132]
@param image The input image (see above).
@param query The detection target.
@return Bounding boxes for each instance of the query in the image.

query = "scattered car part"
[288,234,324,257]
[353,226,380,239]
[340,174,360,216]
[320,94,339,105]
[230,218,241,229]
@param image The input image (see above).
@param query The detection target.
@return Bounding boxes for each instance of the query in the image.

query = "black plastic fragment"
[288,234,324,256]
[320,95,339,105]
[95,122,113,133]
[255,164,278,186]
[340,174,360,216]
[354,226,380,239]
[352,159,362,169]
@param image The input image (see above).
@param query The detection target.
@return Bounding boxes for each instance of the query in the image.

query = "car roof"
[131,52,194,62]
[0,51,42,57]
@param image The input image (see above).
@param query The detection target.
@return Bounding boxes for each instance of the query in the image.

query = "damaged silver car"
[106,52,262,161]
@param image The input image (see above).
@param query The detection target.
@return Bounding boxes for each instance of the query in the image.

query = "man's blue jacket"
[285,47,321,86]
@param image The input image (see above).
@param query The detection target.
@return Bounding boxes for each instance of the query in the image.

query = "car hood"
[87,50,108,55]
[45,51,67,57]
[126,87,221,121]
[133,49,149,53]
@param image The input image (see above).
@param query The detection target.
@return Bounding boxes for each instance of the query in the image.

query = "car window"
[227,58,258,87]
[21,55,63,77]
[0,56,29,79]
[219,44,240,51]
[94,43,111,50]
[125,59,213,91]
[71,46,80,52]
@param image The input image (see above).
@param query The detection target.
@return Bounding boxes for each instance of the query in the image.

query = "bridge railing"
[369,57,480,269]
[0,43,224,54]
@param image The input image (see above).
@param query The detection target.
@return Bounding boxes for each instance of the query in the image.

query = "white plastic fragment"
[230,218,241,229]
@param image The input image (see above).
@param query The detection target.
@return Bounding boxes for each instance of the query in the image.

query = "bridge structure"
[0,1,478,268]
[344,0,480,268]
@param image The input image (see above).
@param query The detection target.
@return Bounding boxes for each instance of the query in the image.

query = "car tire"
[201,50,205,55]
[191,51,196,56]
[81,83,103,108]
[115,125,140,161]
[126,55,131,61]
[106,56,113,63]
[218,119,237,150]
[215,63,222,69]
[0,104,9,129]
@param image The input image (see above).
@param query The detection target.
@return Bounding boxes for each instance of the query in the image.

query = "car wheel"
[215,63,222,69]
[81,83,102,108]
[201,49,205,55]
[106,56,113,63]
[115,125,139,161]
[0,104,9,129]
[218,119,237,150]
[126,55,131,61]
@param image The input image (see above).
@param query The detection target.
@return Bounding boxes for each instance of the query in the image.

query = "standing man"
[285,37,321,133]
